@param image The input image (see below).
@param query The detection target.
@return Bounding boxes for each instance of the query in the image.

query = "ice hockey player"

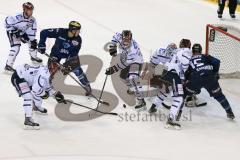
[217,0,238,18]
[37,21,92,96]
[184,43,235,119]
[148,39,192,129]
[105,30,146,110]
[11,64,66,129]
[141,43,177,91]
[4,2,42,72]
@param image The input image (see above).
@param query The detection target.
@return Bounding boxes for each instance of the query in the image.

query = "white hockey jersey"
[150,48,174,66]
[165,48,192,80]
[111,32,143,69]
[5,13,37,41]
[16,64,55,98]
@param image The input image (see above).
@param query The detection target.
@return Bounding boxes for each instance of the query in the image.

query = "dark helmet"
[192,43,202,54]
[23,2,34,10]
[69,21,81,31]
[179,39,191,48]
[122,30,132,47]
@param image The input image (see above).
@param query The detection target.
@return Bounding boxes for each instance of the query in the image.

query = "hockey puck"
[123,104,126,108]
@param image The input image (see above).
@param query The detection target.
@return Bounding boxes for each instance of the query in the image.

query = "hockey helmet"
[69,21,81,31]
[179,39,191,48]
[23,2,34,10]
[122,30,132,47]
[165,43,177,56]
[192,43,202,54]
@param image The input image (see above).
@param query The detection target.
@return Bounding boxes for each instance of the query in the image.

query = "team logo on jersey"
[72,40,79,46]
[63,42,70,48]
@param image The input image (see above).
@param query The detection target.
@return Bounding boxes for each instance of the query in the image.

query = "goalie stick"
[42,52,110,106]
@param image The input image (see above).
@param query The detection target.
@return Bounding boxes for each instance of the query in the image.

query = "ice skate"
[135,99,146,111]
[165,117,181,130]
[226,108,235,119]
[148,104,157,114]
[24,117,40,130]
[4,65,15,72]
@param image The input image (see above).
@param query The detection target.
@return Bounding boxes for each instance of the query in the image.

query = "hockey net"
[206,24,240,79]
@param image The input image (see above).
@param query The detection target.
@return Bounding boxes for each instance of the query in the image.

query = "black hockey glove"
[41,91,49,99]
[20,33,30,43]
[38,46,46,54]
[30,39,38,49]
[109,44,117,56]
[55,91,66,104]
[105,65,118,75]
[10,29,21,38]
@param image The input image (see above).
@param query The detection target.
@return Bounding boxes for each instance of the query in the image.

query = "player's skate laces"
[24,117,40,130]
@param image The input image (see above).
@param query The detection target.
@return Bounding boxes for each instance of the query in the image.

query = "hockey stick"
[162,100,207,109]
[65,99,118,116]
[96,74,108,111]
[42,52,110,106]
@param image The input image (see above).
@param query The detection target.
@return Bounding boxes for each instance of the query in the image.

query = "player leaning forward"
[185,43,235,119]
[11,64,66,129]
[105,30,146,109]
[4,2,42,72]
[149,39,192,129]
[38,21,92,96]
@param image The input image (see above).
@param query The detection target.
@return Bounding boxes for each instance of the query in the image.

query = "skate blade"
[34,111,48,115]
[135,106,147,112]
[164,124,181,130]
[24,125,40,130]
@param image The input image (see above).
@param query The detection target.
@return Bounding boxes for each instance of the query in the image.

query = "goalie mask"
[165,43,177,56]
[122,30,132,48]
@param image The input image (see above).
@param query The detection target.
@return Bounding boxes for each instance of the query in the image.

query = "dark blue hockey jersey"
[38,28,82,60]
[188,54,220,76]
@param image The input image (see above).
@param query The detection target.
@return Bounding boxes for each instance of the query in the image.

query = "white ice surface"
[0,0,240,160]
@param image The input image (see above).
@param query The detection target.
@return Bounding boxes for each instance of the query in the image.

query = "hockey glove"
[38,46,46,54]
[10,29,21,38]
[21,33,30,43]
[55,91,66,104]
[30,39,38,49]
[41,91,49,99]
[105,65,118,75]
[109,44,117,56]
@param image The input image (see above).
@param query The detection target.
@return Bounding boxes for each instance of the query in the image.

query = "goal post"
[205,24,240,78]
